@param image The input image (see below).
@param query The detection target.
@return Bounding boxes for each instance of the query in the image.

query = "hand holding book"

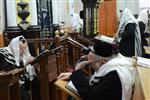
[57,72,72,80]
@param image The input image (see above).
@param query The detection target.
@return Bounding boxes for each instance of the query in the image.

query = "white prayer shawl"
[117,8,136,34]
[116,8,142,57]
[89,54,136,100]
[71,13,83,32]
[8,36,30,66]
[8,36,36,80]
[137,9,148,32]
[0,47,16,66]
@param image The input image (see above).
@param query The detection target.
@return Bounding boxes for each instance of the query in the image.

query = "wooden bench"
[0,68,25,100]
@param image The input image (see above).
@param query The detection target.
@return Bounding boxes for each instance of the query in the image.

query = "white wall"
[6,0,38,27]
[139,0,150,9]
[74,0,83,14]
[52,0,83,27]
[30,0,38,26]
[117,0,150,18]
[6,0,17,26]
[138,0,150,11]
[117,0,139,17]
[0,0,5,33]
[0,1,2,33]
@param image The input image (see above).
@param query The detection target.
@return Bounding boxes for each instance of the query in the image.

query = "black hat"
[89,41,118,57]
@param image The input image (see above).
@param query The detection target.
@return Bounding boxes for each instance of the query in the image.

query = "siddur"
[137,57,150,68]
[66,81,78,95]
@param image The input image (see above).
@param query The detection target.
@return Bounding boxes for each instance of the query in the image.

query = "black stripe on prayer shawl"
[0,48,16,66]
[94,76,102,79]
[90,76,103,85]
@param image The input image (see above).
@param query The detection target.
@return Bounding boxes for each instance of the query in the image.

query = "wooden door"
[0,34,4,47]
[99,0,117,37]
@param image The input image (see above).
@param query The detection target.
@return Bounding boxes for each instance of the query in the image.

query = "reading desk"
[54,79,81,100]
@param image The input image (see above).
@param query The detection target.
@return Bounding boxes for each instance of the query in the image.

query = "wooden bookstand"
[54,79,82,100]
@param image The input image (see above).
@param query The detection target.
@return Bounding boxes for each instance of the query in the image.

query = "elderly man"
[0,36,38,100]
[0,36,35,71]
[57,40,136,100]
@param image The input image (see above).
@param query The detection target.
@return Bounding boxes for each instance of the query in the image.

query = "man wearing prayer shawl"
[71,13,83,32]
[115,8,142,57]
[57,40,136,100]
[0,36,35,71]
[0,36,38,100]
[137,9,150,58]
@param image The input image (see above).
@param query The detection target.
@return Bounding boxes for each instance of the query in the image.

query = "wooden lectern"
[55,79,82,100]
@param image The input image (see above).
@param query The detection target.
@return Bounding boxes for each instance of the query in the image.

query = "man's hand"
[57,72,72,80]
[75,60,92,71]
[29,56,36,63]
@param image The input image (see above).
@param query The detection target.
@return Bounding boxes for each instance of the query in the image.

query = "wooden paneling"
[48,55,57,82]
[99,3,106,34]
[99,0,117,37]
[0,34,4,47]
[105,0,117,36]
[0,68,25,100]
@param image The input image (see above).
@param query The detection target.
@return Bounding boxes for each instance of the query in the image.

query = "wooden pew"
[53,34,95,100]
[2,33,94,100]
[28,43,65,100]
[0,68,25,100]
[0,46,63,100]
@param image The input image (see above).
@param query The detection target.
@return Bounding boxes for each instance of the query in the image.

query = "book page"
[137,57,150,68]
[66,81,78,95]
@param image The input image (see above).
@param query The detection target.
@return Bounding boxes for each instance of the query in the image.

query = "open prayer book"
[137,57,150,68]
[95,35,115,44]
[65,81,78,95]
